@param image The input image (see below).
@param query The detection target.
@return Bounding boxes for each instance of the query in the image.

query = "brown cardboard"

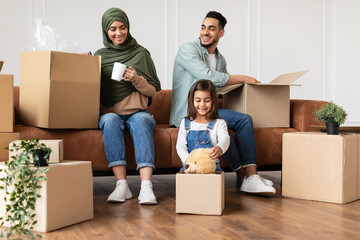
[9,139,64,163]
[19,51,101,129]
[176,171,224,215]
[282,132,360,204]
[0,133,20,161]
[0,74,14,132]
[0,160,93,232]
[217,70,307,128]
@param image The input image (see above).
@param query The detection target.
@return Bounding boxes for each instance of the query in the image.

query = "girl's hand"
[123,66,141,83]
[209,146,222,159]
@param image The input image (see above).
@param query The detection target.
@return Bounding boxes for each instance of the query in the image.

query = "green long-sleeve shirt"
[169,38,230,127]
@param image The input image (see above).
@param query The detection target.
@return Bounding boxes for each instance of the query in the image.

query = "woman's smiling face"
[107,21,128,46]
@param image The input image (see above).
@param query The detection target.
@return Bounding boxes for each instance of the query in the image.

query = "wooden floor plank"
[1,171,360,240]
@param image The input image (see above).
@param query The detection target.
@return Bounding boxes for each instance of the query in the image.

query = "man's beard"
[200,35,218,48]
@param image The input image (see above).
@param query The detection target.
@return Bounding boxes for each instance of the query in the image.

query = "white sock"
[246,174,257,181]
[117,179,128,185]
[141,180,152,186]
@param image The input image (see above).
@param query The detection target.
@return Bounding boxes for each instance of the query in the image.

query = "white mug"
[111,62,127,81]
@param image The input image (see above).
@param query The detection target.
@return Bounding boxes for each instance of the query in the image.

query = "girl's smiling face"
[194,90,212,117]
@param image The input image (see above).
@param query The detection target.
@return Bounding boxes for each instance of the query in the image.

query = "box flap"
[0,61,3,72]
[216,84,243,95]
[269,70,308,85]
[50,51,100,84]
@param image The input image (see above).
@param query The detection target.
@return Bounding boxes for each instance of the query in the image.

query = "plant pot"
[326,122,340,135]
[32,149,49,167]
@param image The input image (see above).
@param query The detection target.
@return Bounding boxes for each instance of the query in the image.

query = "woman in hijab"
[95,8,161,205]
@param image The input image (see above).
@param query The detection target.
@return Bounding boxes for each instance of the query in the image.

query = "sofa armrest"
[290,99,328,132]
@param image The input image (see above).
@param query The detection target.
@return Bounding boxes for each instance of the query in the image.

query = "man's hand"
[209,146,222,159]
[242,75,260,84]
[226,75,260,86]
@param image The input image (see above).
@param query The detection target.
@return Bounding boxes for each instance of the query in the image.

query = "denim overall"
[180,118,222,172]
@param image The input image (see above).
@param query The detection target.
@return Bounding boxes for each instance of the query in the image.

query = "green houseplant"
[0,139,52,239]
[314,101,348,135]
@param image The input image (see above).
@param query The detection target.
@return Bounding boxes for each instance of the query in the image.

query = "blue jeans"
[218,109,257,171]
[99,110,156,171]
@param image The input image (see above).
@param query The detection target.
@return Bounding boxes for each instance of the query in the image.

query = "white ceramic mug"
[111,62,127,81]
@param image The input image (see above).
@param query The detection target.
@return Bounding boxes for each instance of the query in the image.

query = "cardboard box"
[0,160,93,232]
[0,74,14,132]
[176,171,224,215]
[282,132,360,204]
[9,139,64,163]
[19,51,101,129]
[217,71,307,128]
[0,133,20,161]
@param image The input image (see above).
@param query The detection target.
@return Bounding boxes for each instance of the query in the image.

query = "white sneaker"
[243,176,273,186]
[138,181,157,205]
[107,181,133,203]
[261,177,274,187]
[240,174,276,196]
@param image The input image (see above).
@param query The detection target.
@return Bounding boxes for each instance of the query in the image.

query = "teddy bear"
[184,148,216,174]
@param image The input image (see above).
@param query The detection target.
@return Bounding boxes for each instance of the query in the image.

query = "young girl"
[176,79,230,171]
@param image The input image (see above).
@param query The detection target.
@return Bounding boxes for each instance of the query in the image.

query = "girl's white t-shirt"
[176,118,230,164]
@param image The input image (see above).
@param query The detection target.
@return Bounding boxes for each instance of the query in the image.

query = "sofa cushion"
[148,90,172,125]
[14,124,172,171]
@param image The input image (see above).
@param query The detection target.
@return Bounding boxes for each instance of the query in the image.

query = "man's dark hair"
[205,11,227,29]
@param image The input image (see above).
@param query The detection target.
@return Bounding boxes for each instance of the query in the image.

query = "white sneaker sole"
[107,192,133,203]
[139,200,157,205]
[240,187,276,196]
[107,196,132,203]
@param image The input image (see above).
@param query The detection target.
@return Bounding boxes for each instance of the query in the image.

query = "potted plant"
[314,102,347,135]
[0,139,52,239]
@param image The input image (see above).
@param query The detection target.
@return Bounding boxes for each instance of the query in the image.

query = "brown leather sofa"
[13,86,326,175]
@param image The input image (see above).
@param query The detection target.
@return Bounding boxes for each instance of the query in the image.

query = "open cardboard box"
[19,51,101,129]
[217,71,307,128]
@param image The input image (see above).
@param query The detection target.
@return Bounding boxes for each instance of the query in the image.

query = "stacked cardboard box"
[0,160,93,232]
[9,139,64,163]
[0,61,20,161]
[217,70,307,128]
[1,58,94,232]
[19,51,101,129]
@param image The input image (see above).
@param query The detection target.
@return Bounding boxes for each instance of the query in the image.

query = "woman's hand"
[123,66,141,83]
[209,146,222,159]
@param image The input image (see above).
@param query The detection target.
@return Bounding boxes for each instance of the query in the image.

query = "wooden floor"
[3,171,360,240]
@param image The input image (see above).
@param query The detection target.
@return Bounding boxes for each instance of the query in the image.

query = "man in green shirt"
[170,11,276,195]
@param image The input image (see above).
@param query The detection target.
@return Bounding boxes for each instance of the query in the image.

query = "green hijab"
[95,8,161,107]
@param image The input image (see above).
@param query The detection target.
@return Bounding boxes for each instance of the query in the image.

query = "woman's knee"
[99,113,124,130]
[130,111,156,130]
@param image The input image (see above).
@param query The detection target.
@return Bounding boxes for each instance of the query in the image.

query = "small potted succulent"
[0,139,51,239]
[314,102,347,135]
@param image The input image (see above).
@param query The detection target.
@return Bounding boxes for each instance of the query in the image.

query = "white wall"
[1,0,359,124]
